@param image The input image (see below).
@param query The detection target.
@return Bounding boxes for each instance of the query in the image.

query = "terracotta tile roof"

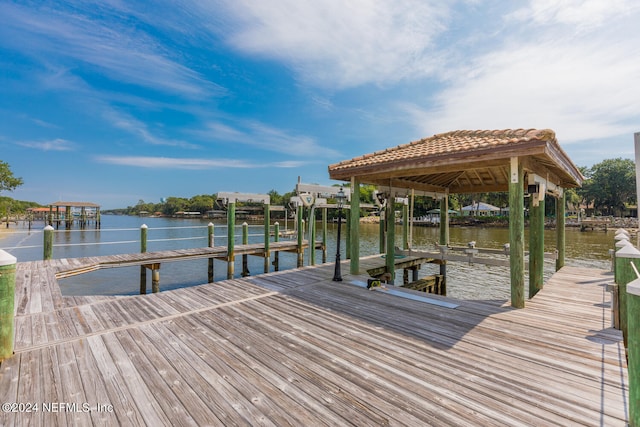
[329,128,556,171]
[328,128,583,192]
[49,201,101,208]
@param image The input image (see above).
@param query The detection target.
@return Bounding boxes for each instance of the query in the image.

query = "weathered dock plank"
[0,254,629,426]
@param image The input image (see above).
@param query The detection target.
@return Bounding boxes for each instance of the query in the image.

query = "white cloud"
[17,138,76,151]
[205,0,450,89]
[199,120,339,157]
[0,2,221,98]
[103,109,199,149]
[95,156,253,169]
[510,0,639,31]
[404,2,640,146]
[95,155,310,169]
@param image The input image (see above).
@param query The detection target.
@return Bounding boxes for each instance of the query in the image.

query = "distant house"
[26,207,50,221]
[461,202,501,217]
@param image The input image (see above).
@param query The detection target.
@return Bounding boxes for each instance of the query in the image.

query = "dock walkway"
[1,255,629,426]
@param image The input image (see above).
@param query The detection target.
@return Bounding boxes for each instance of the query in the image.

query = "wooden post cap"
[617,245,640,258]
[617,239,632,248]
[627,278,640,297]
[0,250,16,266]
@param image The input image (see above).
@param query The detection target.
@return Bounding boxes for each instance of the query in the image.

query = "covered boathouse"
[48,201,101,229]
[328,129,584,308]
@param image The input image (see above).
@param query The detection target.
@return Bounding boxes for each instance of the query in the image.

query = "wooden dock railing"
[23,221,325,295]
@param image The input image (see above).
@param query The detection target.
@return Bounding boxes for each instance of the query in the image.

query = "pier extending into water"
[0,251,629,425]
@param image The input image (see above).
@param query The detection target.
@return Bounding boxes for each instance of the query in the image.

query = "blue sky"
[1,1,639,209]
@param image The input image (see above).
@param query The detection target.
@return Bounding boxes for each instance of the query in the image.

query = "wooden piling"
[263,204,270,273]
[529,195,544,298]
[208,222,214,283]
[349,178,360,274]
[310,209,316,266]
[615,244,640,348]
[509,157,525,308]
[627,278,640,426]
[242,222,249,277]
[379,211,385,254]
[151,264,160,293]
[385,197,396,284]
[274,222,280,271]
[297,206,304,267]
[345,212,351,260]
[556,194,566,271]
[227,202,235,279]
[140,224,148,294]
[0,250,16,361]
[439,196,449,296]
[43,225,54,260]
[402,202,409,250]
[322,208,327,263]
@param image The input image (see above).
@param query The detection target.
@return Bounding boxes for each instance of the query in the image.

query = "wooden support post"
[379,211,386,254]
[412,266,419,282]
[345,209,351,260]
[385,197,395,285]
[615,232,631,283]
[310,209,316,266]
[615,244,640,348]
[227,203,235,279]
[349,177,360,274]
[509,157,525,308]
[0,250,16,361]
[402,202,409,250]
[274,222,280,271]
[556,193,566,271]
[439,196,449,296]
[296,206,304,267]
[141,224,148,253]
[208,222,214,283]
[66,206,71,229]
[43,225,54,260]
[627,278,640,426]
[242,222,249,277]
[322,208,328,263]
[264,204,270,273]
[151,264,160,293]
[529,193,545,298]
[140,224,148,294]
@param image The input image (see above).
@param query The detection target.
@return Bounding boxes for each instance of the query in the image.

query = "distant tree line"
[0,158,636,218]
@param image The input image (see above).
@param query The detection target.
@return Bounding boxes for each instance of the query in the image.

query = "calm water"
[0,215,617,300]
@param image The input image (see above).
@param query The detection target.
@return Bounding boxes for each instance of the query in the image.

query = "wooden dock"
[1,254,629,425]
[48,240,318,279]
